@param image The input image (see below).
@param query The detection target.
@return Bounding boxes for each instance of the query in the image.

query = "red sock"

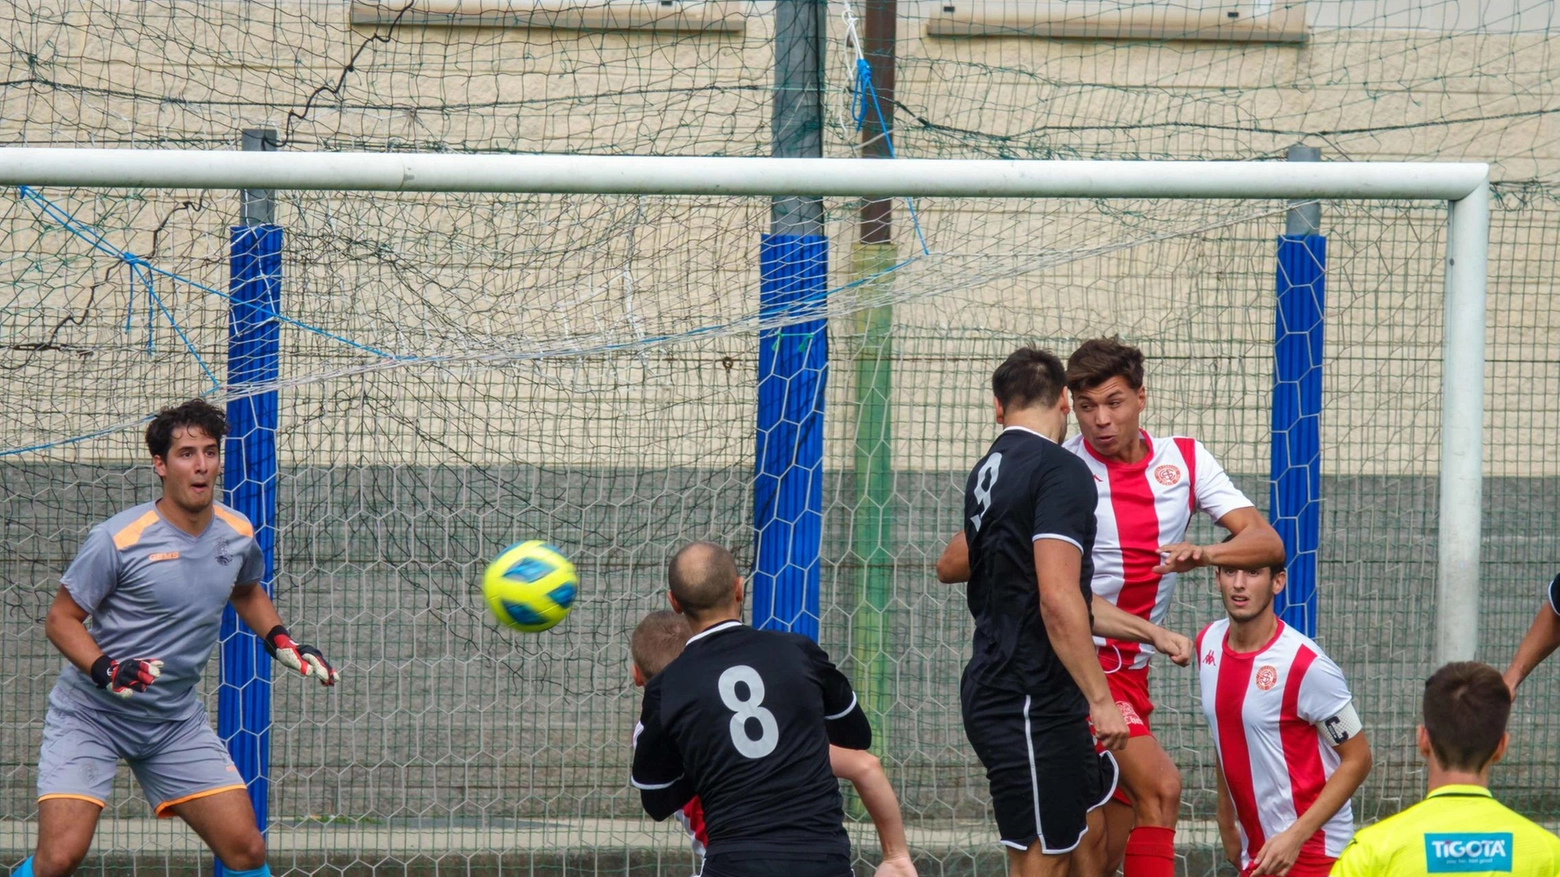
[1123,825,1175,877]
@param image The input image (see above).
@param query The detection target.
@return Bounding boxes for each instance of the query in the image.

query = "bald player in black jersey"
[631,541,873,877]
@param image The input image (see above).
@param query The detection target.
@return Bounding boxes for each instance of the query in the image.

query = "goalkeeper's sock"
[222,865,270,877]
[1123,825,1175,877]
[13,856,34,877]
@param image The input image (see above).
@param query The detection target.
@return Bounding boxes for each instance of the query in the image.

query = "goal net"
[3,2,1559,876]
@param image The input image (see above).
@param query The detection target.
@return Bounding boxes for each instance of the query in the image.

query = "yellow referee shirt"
[1331,785,1560,877]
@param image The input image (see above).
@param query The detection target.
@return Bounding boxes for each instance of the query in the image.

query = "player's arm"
[1032,462,1129,749]
[1088,599,1194,666]
[1156,443,1284,574]
[229,542,339,685]
[630,678,696,820]
[829,746,916,877]
[1251,662,1372,877]
[45,587,163,698]
[51,527,162,697]
[1503,573,1560,695]
[1156,506,1284,575]
[1213,763,1242,869]
[805,638,872,749]
[1250,732,1371,876]
[935,531,969,584]
[1035,539,1128,750]
[45,586,106,676]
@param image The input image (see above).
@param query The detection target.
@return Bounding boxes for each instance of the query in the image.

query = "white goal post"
[0,149,1491,663]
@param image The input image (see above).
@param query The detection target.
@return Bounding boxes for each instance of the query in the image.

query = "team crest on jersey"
[1153,464,1181,486]
[216,539,233,566]
[1254,665,1278,691]
[1115,700,1143,726]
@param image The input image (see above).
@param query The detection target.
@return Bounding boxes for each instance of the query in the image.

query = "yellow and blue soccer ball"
[482,541,578,633]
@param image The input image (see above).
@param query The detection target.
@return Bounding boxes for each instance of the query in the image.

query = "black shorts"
[961,681,1119,854]
[701,852,852,877]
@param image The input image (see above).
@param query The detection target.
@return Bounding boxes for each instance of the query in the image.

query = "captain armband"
[1316,702,1362,747]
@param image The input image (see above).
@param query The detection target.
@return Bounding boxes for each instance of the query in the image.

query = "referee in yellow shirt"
[1332,662,1560,877]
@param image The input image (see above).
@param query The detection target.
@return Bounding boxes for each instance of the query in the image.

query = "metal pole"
[0,150,1492,200]
[1436,179,1489,665]
[754,0,829,638]
[1284,144,1322,235]
[1272,144,1324,637]
[218,127,281,874]
[771,0,826,233]
[850,0,897,756]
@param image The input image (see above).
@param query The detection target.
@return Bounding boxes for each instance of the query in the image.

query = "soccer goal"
[0,149,1493,874]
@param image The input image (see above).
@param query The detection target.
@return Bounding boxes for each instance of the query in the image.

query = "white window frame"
[923,0,1308,42]
[348,0,747,34]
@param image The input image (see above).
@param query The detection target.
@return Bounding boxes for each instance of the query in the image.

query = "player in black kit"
[631,541,873,877]
[960,347,1130,877]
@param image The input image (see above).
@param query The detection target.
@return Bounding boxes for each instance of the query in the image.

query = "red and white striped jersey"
[1062,431,1254,670]
[1196,619,1356,871]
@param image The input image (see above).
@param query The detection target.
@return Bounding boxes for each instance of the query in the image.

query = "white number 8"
[718,665,780,758]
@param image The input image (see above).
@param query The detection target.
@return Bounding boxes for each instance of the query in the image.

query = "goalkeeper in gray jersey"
[19,399,339,877]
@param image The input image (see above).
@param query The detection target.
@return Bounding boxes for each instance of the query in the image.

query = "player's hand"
[1089,698,1130,752]
[1153,628,1195,666]
[1250,824,1304,876]
[91,655,162,699]
[872,853,918,877]
[1153,541,1207,574]
[263,625,340,686]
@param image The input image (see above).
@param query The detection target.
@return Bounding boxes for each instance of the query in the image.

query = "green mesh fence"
[3,3,1560,876]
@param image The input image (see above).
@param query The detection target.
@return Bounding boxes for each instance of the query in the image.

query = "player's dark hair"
[991,346,1067,412]
[668,541,741,621]
[1422,661,1511,772]
[145,399,228,460]
[631,609,691,678]
[1217,533,1285,577]
[1066,337,1146,393]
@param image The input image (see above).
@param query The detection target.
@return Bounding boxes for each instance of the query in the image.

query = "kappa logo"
[1254,665,1278,691]
[1153,464,1181,486]
[1203,651,1215,665]
[1424,833,1513,872]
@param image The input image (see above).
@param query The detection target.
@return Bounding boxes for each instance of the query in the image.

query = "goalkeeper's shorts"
[37,703,245,816]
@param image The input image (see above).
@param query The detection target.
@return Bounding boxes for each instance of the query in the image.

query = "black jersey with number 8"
[631,620,870,858]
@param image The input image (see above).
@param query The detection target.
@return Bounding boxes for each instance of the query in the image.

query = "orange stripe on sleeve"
[111,510,161,550]
[212,506,255,538]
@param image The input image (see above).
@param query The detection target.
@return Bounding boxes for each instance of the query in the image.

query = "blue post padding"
[220,225,282,856]
[1272,234,1326,637]
[753,234,829,641]
[12,856,33,877]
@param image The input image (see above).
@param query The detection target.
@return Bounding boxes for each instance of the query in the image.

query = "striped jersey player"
[1059,338,1286,877]
[1197,551,1372,877]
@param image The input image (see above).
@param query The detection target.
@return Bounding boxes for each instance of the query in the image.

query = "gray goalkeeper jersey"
[51,500,264,721]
